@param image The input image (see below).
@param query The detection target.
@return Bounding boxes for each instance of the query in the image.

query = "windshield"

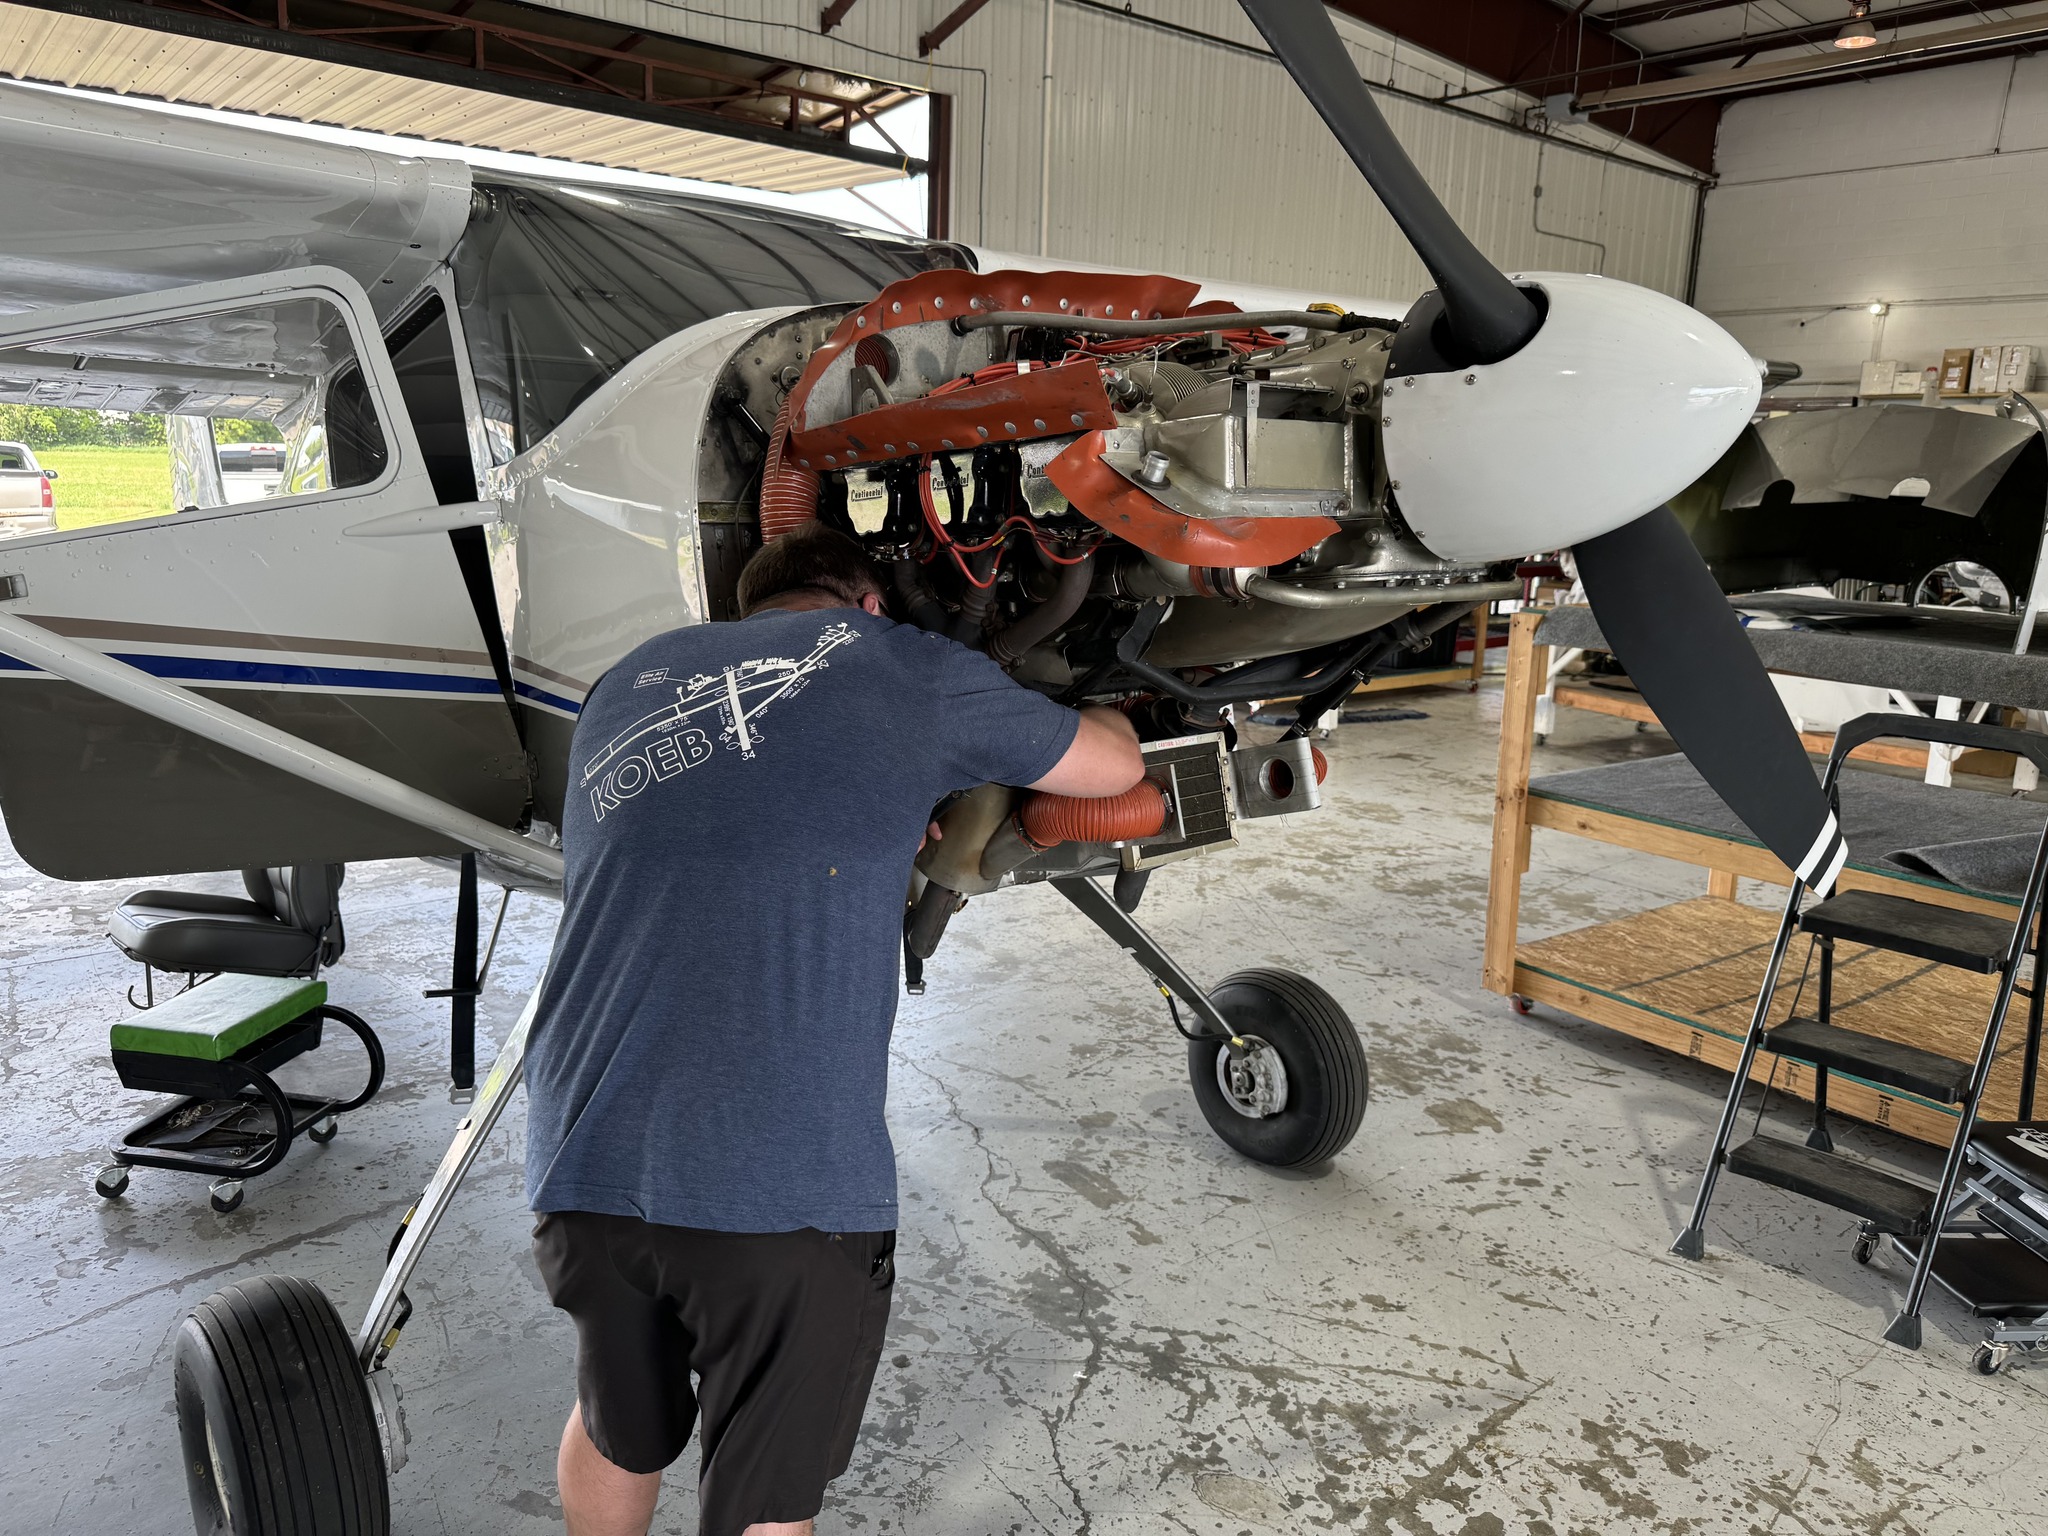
[451,176,961,461]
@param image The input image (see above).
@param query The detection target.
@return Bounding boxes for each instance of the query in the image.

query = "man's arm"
[1027,706,1145,797]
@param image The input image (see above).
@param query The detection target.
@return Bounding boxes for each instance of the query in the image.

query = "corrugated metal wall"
[500,1,1703,298]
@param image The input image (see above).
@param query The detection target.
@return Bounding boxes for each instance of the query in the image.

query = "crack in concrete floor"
[0,687,2043,1532]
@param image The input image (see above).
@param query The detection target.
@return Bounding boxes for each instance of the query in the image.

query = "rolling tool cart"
[1671,712,2048,1351]
[95,973,383,1212]
[1895,1122,2048,1374]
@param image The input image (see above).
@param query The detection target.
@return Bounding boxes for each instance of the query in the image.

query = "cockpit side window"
[450,177,962,461]
[0,294,391,529]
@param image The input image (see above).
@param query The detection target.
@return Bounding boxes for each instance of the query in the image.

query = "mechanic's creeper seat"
[97,972,383,1211]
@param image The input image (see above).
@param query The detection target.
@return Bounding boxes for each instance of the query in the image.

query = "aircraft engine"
[719,266,1519,702]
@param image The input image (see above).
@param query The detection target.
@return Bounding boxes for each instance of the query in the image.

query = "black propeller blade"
[1242,0,1846,891]
[1237,0,1539,366]
[1576,509,1845,896]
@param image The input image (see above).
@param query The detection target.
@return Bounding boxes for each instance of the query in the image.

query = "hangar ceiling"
[1338,1,2048,172]
[0,0,925,193]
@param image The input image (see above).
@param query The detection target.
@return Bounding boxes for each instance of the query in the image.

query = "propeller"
[1237,0,1538,367]
[1239,0,1845,894]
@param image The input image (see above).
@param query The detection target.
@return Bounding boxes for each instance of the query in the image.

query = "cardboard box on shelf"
[2000,344,2035,392]
[1859,359,1899,396]
[1940,348,1975,395]
[1971,344,2005,394]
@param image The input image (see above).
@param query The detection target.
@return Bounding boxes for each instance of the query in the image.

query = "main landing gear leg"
[171,979,548,1536]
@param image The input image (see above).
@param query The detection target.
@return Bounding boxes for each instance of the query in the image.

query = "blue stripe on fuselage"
[515,680,584,715]
[0,649,502,695]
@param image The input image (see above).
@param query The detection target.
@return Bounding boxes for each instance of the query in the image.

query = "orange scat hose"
[758,391,820,542]
[1019,779,1168,849]
[1310,745,1330,784]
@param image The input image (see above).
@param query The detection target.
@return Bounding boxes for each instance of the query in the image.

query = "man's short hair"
[737,523,885,616]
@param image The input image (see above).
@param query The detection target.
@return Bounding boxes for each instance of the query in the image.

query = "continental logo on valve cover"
[580,623,860,821]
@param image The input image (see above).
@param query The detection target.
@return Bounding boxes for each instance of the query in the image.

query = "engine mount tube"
[1107,601,1381,706]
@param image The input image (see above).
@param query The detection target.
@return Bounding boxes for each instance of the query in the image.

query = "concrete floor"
[3,683,2044,1535]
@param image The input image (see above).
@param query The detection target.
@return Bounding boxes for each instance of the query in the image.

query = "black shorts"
[533,1210,895,1534]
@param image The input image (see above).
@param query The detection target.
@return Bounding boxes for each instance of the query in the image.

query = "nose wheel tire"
[174,1274,389,1535]
[1187,968,1368,1168]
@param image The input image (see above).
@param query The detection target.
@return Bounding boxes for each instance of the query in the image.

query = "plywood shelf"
[1513,897,2038,1146]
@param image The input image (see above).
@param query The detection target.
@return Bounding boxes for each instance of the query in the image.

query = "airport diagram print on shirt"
[581,622,860,821]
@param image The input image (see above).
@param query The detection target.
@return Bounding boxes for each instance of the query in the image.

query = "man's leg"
[559,1405,660,1536]
[558,1405,812,1536]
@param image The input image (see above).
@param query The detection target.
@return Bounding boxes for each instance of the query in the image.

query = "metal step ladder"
[1671,711,2048,1349]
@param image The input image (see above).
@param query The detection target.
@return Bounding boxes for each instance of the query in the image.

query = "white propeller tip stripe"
[1794,813,1842,885]
[1813,840,1850,900]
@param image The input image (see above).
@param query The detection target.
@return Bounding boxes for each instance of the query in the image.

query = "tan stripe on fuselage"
[31,615,494,669]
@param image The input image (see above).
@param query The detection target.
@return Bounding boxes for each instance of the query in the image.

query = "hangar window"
[450,176,960,462]
[0,294,391,528]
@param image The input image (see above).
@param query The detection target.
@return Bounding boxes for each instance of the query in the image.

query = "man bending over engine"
[523,523,1144,1536]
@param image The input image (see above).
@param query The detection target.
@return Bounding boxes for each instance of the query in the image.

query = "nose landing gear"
[1054,877,1370,1168]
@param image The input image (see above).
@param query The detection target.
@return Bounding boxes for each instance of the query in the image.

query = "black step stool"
[96,973,382,1212]
[1671,711,2048,1353]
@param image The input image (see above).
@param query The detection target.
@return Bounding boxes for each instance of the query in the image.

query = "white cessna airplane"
[0,4,1839,1531]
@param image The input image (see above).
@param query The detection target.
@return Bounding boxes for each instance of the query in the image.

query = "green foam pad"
[110,974,326,1062]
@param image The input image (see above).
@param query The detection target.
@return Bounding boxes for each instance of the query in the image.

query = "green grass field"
[39,445,175,530]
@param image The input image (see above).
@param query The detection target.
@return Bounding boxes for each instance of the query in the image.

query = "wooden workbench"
[1483,610,2044,1146]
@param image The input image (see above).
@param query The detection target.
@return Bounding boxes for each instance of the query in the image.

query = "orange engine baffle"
[782,267,1201,469]
[769,267,1342,570]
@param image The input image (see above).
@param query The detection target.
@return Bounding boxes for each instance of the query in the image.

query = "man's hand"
[1027,706,1145,797]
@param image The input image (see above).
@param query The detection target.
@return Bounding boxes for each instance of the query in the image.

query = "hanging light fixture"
[1835,2,1878,49]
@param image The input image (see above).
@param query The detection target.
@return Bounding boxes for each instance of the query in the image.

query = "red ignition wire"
[916,456,1098,582]
[917,460,1001,588]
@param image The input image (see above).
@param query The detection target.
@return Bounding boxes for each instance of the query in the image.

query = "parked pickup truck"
[0,441,55,537]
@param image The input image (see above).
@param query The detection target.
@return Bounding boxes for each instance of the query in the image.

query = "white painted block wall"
[1698,55,2048,395]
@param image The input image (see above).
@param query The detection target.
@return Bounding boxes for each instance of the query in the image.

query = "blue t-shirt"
[523,606,1081,1234]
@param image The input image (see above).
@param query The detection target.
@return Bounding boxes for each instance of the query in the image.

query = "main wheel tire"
[1187,968,1368,1168]
[173,1274,389,1535]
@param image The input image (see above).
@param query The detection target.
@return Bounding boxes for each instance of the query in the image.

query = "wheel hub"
[1215,1036,1289,1118]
